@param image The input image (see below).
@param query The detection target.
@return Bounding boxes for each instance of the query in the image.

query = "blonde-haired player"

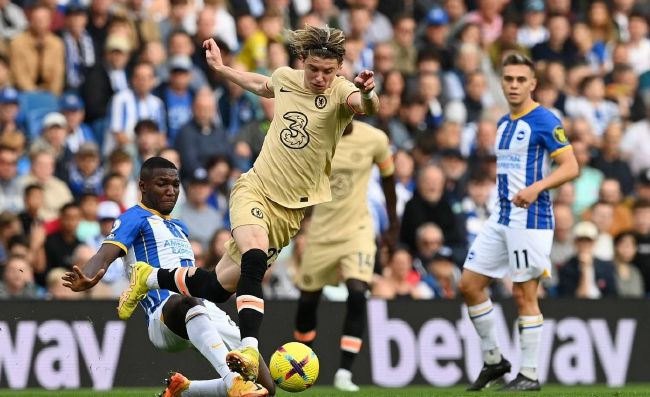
[293,120,398,391]
[118,25,379,383]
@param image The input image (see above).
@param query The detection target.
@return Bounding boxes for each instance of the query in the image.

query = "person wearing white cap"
[31,112,71,180]
[84,200,128,296]
[557,221,617,299]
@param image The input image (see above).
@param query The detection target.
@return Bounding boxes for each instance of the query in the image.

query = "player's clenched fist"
[354,70,375,94]
[203,38,224,71]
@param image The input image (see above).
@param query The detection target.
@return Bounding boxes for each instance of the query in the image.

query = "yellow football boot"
[226,347,260,382]
[117,261,153,320]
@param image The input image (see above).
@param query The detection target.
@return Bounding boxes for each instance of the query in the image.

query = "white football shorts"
[148,295,241,352]
[463,219,553,282]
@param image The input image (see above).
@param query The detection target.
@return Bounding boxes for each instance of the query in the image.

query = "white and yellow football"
[269,342,319,392]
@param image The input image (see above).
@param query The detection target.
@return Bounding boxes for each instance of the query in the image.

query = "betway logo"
[0,321,125,390]
[368,300,635,387]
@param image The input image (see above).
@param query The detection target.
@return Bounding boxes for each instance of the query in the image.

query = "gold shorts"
[225,173,306,266]
[296,229,376,291]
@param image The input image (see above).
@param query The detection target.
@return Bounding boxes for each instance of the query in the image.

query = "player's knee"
[185,302,209,323]
[241,248,268,283]
[458,277,476,298]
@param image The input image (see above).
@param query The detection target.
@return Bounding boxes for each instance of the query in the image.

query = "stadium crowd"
[1,0,650,302]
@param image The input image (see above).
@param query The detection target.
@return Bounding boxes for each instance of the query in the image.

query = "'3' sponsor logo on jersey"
[280,112,310,149]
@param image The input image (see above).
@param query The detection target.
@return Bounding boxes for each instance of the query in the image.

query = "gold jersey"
[250,67,359,209]
[307,120,394,244]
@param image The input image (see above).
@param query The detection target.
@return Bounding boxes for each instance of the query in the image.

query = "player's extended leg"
[158,295,270,397]
[225,224,270,382]
[334,278,368,392]
[293,289,322,347]
[459,269,512,391]
[500,279,543,391]
[117,254,240,320]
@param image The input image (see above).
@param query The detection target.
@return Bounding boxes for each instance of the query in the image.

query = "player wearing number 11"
[117,25,379,383]
[458,53,579,392]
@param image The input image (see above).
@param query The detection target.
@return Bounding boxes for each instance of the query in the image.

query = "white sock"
[519,314,543,381]
[146,268,159,289]
[181,379,226,397]
[185,308,231,381]
[468,300,501,364]
[241,337,259,350]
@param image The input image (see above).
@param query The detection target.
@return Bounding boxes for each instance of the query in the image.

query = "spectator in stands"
[17,183,43,236]
[67,142,103,197]
[218,63,258,155]
[517,0,548,49]
[636,169,650,203]
[101,173,127,210]
[593,178,634,235]
[177,168,223,248]
[0,0,27,43]
[0,57,10,90]
[155,55,195,145]
[81,34,131,128]
[390,14,416,75]
[0,87,21,138]
[86,0,114,54]
[627,11,650,76]
[417,7,451,68]
[310,0,341,29]
[0,255,43,299]
[115,0,160,54]
[75,192,99,241]
[133,119,164,167]
[571,140,604,216]
[204,155,231,223]
[165,30,209,92]
[204,0,238,53]
[62,2,95,91]
[60,93,97,153]
[620,103,650,176]
[236,94,271,162]
[558,221,618,298]
[419,247,460,299]
[487,18,530,72]
[417,72,444,130]
[632,199,650,295]
[204,228,231,272]
[607,64,646,123]
[587,201,615,261]
[32,112,72,180]
[106,149,137,207]
[613,231,644,298]
[0,145,21,213]
[571,22,608,75]
[530,13,575,68]
[175,89,230,180]
[400,164,462,256]
[18,149,73,221]
[9,4,65,95]
[412,222,445,274]
[372,94,412,152]
[443,43,483,102]
[0,210,21,262]
[34,202,81,286]
[565,75,622,138]
[393,150,415,219]
[372,247,432,300]
[106,61,165,155]
[340,0,392,45]
[591,122,634,195]
[439,148,468,206]
[159,0,192,45]
[462,0,505,46]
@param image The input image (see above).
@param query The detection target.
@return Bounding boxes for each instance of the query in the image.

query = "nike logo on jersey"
[280,87,291,92]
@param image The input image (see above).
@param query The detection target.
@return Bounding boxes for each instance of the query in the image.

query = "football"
[269,342,320,392]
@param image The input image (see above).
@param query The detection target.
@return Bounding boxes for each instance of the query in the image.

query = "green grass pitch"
[2,385,650,397]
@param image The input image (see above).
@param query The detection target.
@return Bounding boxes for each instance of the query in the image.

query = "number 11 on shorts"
[513,249,529,269]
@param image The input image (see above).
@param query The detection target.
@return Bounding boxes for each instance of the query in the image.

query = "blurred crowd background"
[1,0,650,302]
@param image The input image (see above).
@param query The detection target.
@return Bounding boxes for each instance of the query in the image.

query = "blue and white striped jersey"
[490,103,572,230]
[103,203,195,320]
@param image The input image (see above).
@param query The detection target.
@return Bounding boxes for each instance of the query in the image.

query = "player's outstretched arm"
[512,148,579,208]
[62,244,123,292]
[348,70,379,115]
[203,38,274,98]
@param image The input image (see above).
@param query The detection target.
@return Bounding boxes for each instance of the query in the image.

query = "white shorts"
[463,220,553,282]
[148,295,242,352]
